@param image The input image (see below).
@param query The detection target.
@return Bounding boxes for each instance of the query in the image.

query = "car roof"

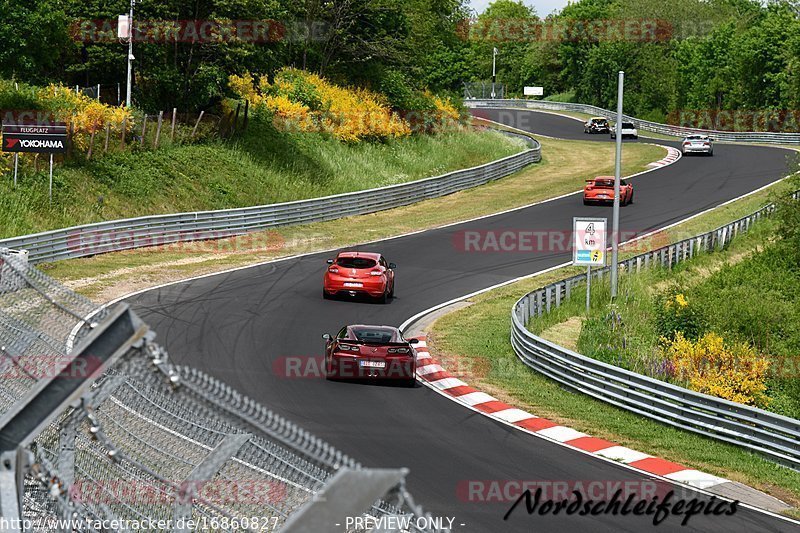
[685,134,709,139]
[336,251,381,260]
[590,117,607,121]
[593,176,615,181]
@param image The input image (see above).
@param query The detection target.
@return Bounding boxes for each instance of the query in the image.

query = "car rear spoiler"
[347,339,415,346]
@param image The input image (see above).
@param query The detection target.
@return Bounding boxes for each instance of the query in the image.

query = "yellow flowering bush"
[28,84,134,152]
[654,289,706,341]
[229,69,411,142]
[428,91,461,124]
[663,332,770,407]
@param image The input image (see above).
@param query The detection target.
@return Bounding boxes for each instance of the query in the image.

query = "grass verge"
[1,124,523,238]
[43,137,665,302]
[429,176,800,511]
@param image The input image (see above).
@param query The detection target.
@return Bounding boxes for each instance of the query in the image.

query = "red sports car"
[583,176,634,206]
[323,325,418,386]
[322,251,395,303]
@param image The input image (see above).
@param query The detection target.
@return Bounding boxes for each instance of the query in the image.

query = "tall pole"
[125,0,135,108]
[491,47,497,99]
[611,71,624,300]
[49,154,54,206]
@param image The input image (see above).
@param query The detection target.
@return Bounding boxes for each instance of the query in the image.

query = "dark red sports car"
[323,325,418,386]
[322,251,395,303]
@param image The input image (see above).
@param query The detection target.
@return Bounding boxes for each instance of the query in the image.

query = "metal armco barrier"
[0,132,540,264]
[511,191,800,470]
[467,99,800,144]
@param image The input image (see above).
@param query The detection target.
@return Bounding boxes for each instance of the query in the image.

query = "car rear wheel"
[378,289,389,304]
[322,289,332,300]
[388,281,394,298]
[404,377,416,388]
[628,192,634,205]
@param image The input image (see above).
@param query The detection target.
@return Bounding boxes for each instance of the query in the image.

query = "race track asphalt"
[127,109,795,532]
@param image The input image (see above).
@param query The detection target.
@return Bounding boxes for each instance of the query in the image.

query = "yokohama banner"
[2,123,68,153]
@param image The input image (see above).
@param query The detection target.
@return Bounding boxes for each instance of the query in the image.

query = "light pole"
[610,71,624,299]
[491,47,498,99]
[125,0,135,108]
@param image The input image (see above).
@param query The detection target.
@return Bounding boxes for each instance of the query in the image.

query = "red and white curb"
[412,337,728,492]
[648,146,682,168]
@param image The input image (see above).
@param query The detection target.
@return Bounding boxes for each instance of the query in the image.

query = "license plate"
[360,361,385,368]
[598,195,608,198]
[344,282,363,288]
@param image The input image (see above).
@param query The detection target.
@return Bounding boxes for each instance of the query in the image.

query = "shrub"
[653,288,706,341]
[229,69,411,142]
[663,332,770,407]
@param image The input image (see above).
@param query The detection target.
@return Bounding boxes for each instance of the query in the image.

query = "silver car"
[681,134,713,156]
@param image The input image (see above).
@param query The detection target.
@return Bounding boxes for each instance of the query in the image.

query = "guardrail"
[510,190,800,470]
[0,250,443,532]
[0,131,540,264]
[467,99,800,144]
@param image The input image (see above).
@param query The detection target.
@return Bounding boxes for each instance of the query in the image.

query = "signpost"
[524,86,544,97]
[573,217,607,314]
[2,122,68,204]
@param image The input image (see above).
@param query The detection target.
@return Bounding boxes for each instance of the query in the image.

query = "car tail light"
[328,267,339,273]
[370,270,382,276]
[338,344,360,352]
[683,141,690,146]
[585,185,593,190]
[388,347,410,354]
[703,142,710,146]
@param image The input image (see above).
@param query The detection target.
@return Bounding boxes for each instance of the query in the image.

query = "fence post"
[170,108,177,142]
[87,130,95,160]
[154,111,164,149]
[191,111,205,139]
[104,123,110,153]
[140,114,148,146]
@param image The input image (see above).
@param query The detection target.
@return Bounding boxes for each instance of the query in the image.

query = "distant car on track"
[323,251,395,303]
[323,324,418,386]
[681,134,713,156]
[584,117,610,134]
[610,122,638,140]
[583,176,634,206]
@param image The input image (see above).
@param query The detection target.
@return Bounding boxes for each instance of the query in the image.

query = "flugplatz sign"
[2,123,68,154]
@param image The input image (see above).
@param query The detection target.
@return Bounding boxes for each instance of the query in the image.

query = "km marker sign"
[2,123,68,154]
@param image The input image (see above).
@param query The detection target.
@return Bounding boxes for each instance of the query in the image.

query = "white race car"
[681,135,714,156]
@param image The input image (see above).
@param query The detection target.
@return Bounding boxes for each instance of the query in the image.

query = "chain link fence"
[0,250,444,532]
